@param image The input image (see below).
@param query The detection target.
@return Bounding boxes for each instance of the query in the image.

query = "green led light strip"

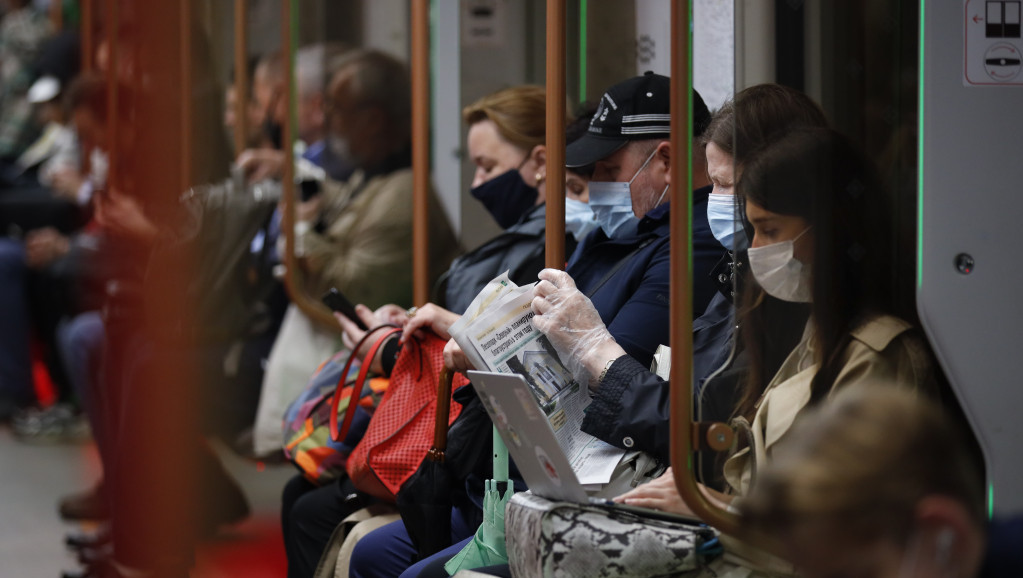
[580,0,588,103]
[916,0,926,289]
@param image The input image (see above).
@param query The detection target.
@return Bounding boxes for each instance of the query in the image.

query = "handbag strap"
[425,367,455,463]
[330,325,403,442]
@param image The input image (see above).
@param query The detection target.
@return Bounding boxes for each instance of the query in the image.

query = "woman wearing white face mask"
[723,127,943,500]
[609,127,947,577]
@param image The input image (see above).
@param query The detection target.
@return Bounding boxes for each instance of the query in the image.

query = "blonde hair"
[462,85,570,153]
[740,384,983,545]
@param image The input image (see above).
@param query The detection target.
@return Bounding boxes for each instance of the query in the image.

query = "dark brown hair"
[735,128,905,419]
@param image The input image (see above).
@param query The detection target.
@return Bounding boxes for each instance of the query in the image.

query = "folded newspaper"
[448,273,626,487]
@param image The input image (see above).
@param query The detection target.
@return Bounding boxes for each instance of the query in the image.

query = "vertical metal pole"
[81,0,93,71]
[181,0,192,187]
[278,0,335,328]
[411,0,431,305]
[668,0,740,536]
[281,0,297,310]
[234,0,249,155]
[545,0,567,269]
[50,0,63,31]
[105,0,118,184]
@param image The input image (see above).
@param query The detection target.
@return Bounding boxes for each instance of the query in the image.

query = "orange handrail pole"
[81,0,93,71]
[545,0,567,269]
[180,0,192,187]
[411,0,431,305]
[105,0,118,183]
[278,0,336,328]
[668,0,741,536]
[233,0,249,155]
[49,0,62,31]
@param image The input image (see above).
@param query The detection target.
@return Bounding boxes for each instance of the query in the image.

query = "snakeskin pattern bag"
[506,492,717,577]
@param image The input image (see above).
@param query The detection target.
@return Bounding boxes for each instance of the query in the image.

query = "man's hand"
[94,189,158,242]
[531,268,625,390]
[236,149,286,183]
[295,195,323,224]
[50,167,85,201]
[25,227,70,269]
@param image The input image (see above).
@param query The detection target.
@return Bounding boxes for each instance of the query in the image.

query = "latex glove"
[530,268,625,390]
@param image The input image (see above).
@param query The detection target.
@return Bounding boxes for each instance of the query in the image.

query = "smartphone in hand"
[322,288,369,331]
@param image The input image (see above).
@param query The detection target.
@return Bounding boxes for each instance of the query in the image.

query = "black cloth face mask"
[470,167,539,230]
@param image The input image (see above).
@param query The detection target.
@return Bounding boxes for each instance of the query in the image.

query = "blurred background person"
[742,385,1020,578]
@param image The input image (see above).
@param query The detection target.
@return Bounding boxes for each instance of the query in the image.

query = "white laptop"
[467,370,701,524]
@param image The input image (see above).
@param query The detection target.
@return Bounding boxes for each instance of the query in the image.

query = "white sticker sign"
[462,0,505,48]
[965,0,1023,85]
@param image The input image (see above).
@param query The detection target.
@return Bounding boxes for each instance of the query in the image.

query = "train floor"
[0,426,295,577]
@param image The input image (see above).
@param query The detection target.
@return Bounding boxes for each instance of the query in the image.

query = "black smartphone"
[299,179,321,202]
[322,288,368,331]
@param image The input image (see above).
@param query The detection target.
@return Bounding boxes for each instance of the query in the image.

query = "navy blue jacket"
[581,248,809,463]
[568,185,722,369]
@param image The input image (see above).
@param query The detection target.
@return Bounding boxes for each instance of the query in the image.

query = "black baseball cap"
[565,71,710,168]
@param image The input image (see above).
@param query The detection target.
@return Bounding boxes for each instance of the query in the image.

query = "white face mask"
[706,192,748,251]
[565,198,599,241]
[588,147,658,238]
[747,227,812,302]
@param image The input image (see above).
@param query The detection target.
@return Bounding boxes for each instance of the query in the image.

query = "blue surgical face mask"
[706,193,748,251]
[588,147,658,238]
[470,167,539,230]
[565,198,599,241]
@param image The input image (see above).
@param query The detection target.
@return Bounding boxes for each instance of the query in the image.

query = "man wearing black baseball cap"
[564,71,723,317]
[529,72,725,467]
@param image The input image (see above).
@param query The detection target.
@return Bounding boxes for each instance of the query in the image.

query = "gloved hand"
[530,268,626,391]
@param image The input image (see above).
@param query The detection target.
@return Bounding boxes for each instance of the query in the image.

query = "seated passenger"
[255,48,460,459]
[606,128,942,575]
[741,385,1020,578]
[532,83,829,469]
[345,74,722,578]
[281,85,585,578]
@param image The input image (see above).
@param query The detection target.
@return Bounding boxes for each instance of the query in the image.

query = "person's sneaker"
[11,403,90,443]
[59,482,109,521]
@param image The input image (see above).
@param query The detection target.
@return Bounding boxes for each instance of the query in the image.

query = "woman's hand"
[530,268,625,391]
[613,468,696,516]
[443,338,476,375]
[613,468,733,516]
[336,303,405,374]
[400,303,461,343]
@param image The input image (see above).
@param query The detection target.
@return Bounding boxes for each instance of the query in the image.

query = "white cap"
[27,75,61,104]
